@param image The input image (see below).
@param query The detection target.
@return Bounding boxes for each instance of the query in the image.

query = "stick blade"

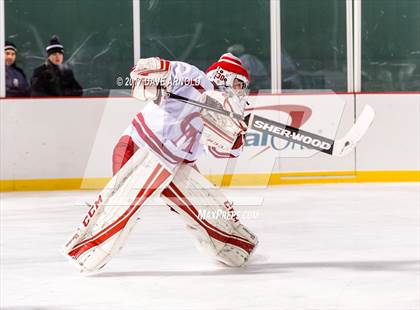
[333,104,375,157]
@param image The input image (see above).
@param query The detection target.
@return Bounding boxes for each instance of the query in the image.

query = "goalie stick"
[167,92,375,157]
[168,92,243,119]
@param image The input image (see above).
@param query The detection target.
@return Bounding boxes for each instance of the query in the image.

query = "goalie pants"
[112,135,258,266]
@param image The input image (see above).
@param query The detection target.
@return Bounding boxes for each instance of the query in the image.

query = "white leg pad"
[161,165,258,267]
[63,149,173,273]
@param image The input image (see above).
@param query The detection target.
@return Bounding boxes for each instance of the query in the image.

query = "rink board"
[0,93,419,191]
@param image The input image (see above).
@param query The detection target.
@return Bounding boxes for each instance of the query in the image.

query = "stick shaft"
[168,92,373,157]
[167,92,242,119]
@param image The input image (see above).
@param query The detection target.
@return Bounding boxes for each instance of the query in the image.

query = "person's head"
[4,41,17,66]
[206,53,250,97]
[46,36,64,65]
[227,44,245,57]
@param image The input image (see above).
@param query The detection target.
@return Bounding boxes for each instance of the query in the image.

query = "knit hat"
[206,53,250,81]
[46,36,64,55]
[5,41,17,52]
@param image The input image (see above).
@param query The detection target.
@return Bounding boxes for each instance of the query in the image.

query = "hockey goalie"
[63,53,258,273]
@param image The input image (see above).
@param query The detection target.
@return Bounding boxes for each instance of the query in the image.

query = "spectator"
[227,44,269,91]
[31,36,83,97]
[5,41,30,97]
[281,50,303,90]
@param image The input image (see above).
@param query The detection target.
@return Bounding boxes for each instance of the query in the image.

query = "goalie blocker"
[198,91,248,151]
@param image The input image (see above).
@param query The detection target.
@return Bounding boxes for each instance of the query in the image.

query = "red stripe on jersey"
[132,119,179,165]
[132,113,196,165]
[193,84,205,93]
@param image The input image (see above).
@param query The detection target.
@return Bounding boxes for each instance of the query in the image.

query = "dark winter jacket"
[6,64,30,97]
[31,60,83,97]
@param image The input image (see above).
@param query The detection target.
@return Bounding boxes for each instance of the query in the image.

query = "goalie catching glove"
[130,57,171,101]
[199,90,248,151]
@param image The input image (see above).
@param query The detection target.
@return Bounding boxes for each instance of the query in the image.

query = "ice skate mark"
[92,260,420,278]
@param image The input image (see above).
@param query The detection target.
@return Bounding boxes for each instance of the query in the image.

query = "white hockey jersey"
[123,60,243,170]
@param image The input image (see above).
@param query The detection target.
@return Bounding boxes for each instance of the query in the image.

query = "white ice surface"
[1,183,419,310]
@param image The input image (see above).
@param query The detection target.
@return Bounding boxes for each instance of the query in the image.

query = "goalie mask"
[206,53,250,98]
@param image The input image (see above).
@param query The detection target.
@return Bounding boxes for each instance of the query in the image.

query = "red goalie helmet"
[206,53,250,96]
